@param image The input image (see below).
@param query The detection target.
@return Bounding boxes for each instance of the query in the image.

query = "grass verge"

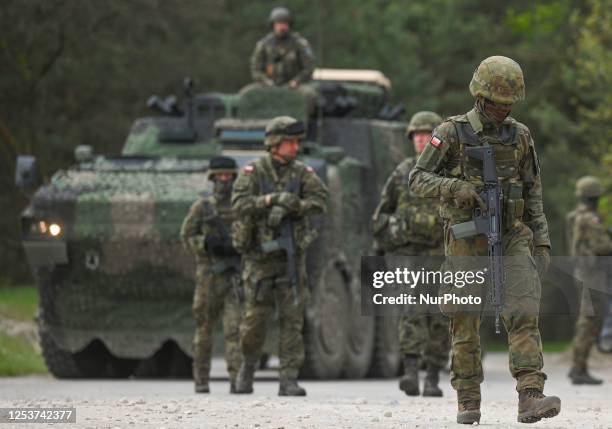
[0,286,37,321]
[0,285,46,376]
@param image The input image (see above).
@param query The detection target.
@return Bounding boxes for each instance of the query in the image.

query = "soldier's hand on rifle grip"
[267,205,289,227]
[451,180,486,211]
[275,192,301,212]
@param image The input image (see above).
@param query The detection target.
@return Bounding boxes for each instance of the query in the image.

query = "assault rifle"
[260,181,300,306]
[207,215,244,303]
[450,146,505,333]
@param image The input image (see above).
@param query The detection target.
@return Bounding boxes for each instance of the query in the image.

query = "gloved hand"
[267,205,289,227]
[451,180,485,211]
[272,192,300,212]
[533,246,550,282]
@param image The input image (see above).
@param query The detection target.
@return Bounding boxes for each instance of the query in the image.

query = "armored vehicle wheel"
[40,332,113,378]
[368,315,400,377]
[342,273,374,378]
[301,263,349,378]
[39,329,87,378]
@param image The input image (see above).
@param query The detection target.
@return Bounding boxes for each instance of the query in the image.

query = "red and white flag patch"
[243,165,254,174]
[306,165,314,173]
[430,136,443,149]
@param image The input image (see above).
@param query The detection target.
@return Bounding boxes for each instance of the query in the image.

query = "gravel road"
[0,352,610,428]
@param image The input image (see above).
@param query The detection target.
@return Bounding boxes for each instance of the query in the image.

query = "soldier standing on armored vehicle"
[250,7,315,88]
[181,156,242,393]
[409,56,561,424]
[371,111,449,397]
[232,116,328,396]
[566,176,612,385]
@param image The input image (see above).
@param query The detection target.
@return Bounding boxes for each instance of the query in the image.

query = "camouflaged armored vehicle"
[17,69,409,379]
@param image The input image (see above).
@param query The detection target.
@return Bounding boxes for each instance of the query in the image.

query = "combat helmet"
[469,56,525,104]
[208,156,238,180]
[575,175,604,198]
[264,116,306,147]
[406,111,443,139]
[269,7,292,25]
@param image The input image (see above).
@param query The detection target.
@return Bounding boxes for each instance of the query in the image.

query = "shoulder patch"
[430,135,443,149]
[243,165,254,174]
[305,165,314,173]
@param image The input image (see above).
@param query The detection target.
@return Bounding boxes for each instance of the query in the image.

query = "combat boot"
[569,367,603,385]
[194,381,210,393]
[456,400,480,424]
[278,378,306,396]
[422,365,443,397]
[517,388,560,423]
[399,355,419,396]
[235,362,256,394]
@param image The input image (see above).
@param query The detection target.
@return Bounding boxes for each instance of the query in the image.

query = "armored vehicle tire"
[342,274,375,378]
[368,315,400,377]
[301,263,349,379]
[40,331,113,378]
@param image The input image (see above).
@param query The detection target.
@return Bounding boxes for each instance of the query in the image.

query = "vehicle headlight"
[29,220,63,238]
[49,223,62,237]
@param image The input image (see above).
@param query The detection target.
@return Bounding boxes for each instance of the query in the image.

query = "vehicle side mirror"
[15,155,40,192]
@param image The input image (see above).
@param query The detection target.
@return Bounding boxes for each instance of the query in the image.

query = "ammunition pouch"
[232,219,254,253]
[503,182,524,230]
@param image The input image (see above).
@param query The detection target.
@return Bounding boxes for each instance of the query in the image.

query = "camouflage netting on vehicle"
[33,168,213,358]
[237,86,308,121]
[35,168,211,241]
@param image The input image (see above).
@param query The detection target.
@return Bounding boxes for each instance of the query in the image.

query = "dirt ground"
[0,352,610,428]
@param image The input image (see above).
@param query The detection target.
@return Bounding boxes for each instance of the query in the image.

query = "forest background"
[1,0,610,297]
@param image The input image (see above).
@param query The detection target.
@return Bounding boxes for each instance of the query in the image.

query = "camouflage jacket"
[250,31,315,86]
[409,108,551,248]
[231,154,328,281]
[371,157,443,254]
[180,194,236,269]
[566,203,612,257]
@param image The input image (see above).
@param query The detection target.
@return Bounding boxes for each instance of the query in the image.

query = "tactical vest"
[263,33,301,85]
[201,196,234,249]
[233,159,312,259]
[397,159,443,246]
[442,110,525,230]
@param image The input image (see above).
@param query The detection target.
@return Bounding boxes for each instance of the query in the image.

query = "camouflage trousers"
[441,221,546,403]
[399,312,450,369]
[390,252,450,369]
[571,286,605,371]
[240,259,307,380]
[192,265,242,385]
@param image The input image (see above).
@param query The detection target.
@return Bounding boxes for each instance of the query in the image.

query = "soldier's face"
[273,21,290,36]
[273,138,300,163]
[484,98,513,123]
[215,172,235,183]
[412,132,432,155]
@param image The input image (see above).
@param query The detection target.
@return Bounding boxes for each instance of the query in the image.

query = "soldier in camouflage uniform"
[250,7,315,88]
[409,56,560,424]
[372,111,449,397]
[180,156,242,393]
[567,176,612,385]
[232,116,328,396]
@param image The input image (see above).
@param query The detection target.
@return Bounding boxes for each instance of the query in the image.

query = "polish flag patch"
[430,136,443,149]
[306,165,314,173]
[243,165,254,174]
